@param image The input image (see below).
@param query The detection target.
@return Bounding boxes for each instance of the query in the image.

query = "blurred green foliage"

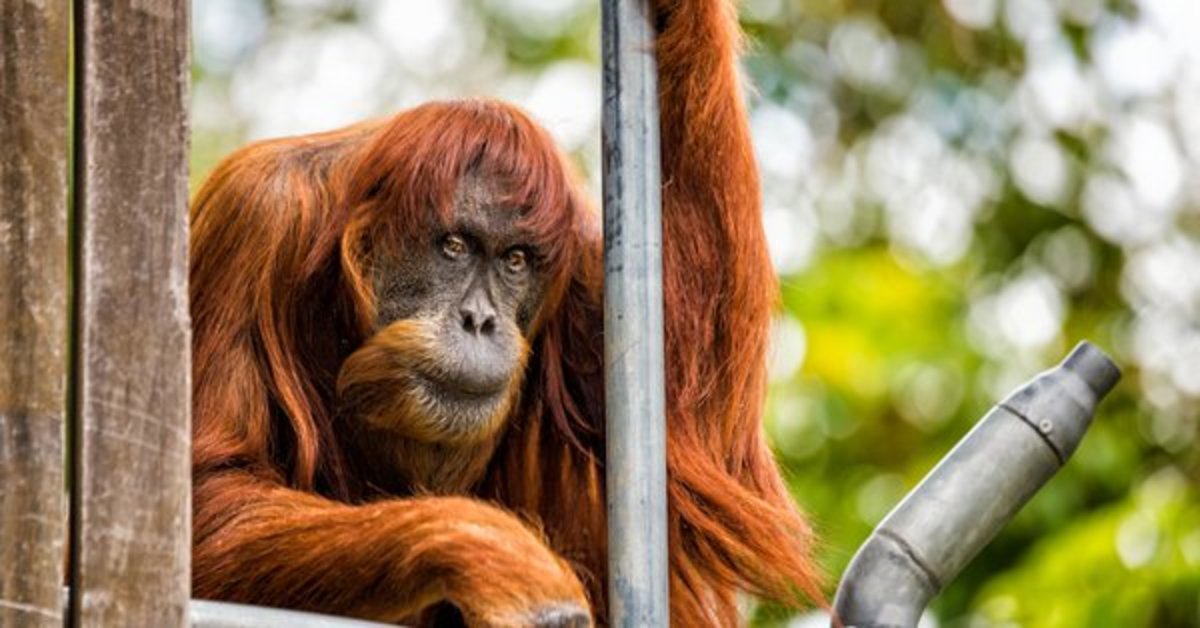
[744,2,1199,626]
[191,0,1200,625]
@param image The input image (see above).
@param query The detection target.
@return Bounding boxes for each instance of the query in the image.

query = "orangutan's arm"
[652,0,826,622]
[192,472,590,626]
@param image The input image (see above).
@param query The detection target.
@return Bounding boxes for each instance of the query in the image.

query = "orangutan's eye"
[441,234,468,260]
[504,248,528,274]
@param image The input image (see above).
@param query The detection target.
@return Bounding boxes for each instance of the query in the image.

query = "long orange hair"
[190,0,824,623]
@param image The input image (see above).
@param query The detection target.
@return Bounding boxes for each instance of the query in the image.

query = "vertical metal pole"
[601,0,669,626]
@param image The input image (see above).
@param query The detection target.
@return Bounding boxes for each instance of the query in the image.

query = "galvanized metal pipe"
[190,600,393,628]
[56,589,396,628]
[832,341,1121,628]
[600,0,669,626]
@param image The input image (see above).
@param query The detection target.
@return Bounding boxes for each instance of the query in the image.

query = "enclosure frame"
[0,1,669,626]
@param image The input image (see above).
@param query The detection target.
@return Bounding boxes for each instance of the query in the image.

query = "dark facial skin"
[344,175,547,493]
[374,175,545,392]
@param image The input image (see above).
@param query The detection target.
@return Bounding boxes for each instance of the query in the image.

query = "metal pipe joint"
[832,341,1121,628]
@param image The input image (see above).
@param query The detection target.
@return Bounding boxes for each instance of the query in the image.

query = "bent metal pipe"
[833,341,1121,628]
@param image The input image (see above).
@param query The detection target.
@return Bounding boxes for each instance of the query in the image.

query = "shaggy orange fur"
[190,0,823,624]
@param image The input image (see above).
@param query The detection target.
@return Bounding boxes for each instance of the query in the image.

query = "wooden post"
[0,1,70,626]
[70,1,192,626]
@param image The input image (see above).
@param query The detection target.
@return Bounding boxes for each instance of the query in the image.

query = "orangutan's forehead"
[454,173,517,206]
[451,175,525,219]
[450,174,529,236]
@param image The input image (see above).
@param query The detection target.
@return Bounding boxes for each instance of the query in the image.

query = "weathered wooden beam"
[70,1,192,625]
[0,1,70,626]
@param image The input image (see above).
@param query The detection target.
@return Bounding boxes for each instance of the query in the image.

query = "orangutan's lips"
[413,370,508,404]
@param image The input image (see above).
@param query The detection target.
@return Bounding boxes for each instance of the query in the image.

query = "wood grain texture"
[71,1,191,626]
[0,1,70,626]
